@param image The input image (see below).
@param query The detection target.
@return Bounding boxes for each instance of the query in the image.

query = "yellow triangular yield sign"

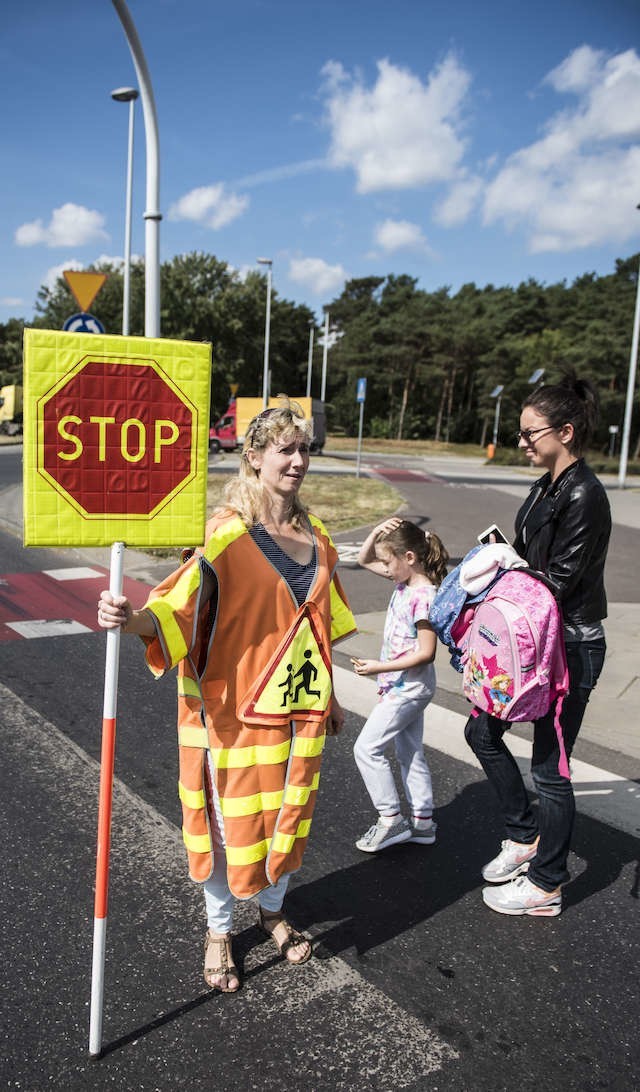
[63,271,108,312]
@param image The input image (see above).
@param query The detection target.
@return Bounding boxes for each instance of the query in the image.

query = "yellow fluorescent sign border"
[23,330,212,548]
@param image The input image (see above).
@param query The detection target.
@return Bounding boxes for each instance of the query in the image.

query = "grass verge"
[205,474,403,533]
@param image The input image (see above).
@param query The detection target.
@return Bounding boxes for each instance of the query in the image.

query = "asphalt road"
[1,448,639,1091]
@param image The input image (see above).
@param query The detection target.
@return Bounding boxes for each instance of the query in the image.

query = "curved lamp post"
[112,0,161,338]
[110,86,138,336]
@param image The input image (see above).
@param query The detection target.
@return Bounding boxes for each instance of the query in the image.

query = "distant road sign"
[63,270,107,312]
[63,313,106,334]
[356,377,367,403]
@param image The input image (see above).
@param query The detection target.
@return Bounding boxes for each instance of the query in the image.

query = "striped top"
[249,522,317,606]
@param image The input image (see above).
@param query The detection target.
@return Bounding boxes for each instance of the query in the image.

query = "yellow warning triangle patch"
[238,605,332,724]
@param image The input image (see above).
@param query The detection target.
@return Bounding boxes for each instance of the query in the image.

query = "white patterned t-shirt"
[378,582,436,696]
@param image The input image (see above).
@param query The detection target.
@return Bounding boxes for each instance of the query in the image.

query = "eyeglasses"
[515,426,555,444]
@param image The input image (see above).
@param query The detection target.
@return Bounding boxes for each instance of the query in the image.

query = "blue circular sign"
[63,312,105,334]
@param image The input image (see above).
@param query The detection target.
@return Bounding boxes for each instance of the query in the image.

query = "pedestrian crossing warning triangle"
[238,606,333,724]
[63,271,107,313]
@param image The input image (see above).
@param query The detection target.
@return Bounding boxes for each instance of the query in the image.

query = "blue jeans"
[464,639,606,891]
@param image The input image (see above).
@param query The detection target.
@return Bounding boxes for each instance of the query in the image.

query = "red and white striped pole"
[89,541,125,1057]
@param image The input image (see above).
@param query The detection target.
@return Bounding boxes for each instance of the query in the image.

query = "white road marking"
[42,567,104,581]
[6,618,92,638]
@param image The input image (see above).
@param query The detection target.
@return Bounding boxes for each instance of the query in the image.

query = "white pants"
[203,751,291,933]
[353,686,434,817]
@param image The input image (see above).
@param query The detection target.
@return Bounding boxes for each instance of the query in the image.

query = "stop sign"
[38,358,196,516]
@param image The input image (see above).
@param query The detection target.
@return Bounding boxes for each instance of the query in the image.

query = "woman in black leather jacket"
[465,375,610,917]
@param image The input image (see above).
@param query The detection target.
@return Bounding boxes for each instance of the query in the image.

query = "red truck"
[209,396,326,453]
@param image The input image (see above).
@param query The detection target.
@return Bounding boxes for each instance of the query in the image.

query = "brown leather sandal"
[203,930,240,992]
[258,907,312,964]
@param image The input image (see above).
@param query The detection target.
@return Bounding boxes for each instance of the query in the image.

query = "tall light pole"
[320,310,330,403]
[257,258,272,409]
[111,86,138,336]
[619,214,640,488]
[306,320,314,398]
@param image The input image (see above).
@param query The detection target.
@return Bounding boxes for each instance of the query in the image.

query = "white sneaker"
[482,875,562,917]
[410,819,437,845]
[482,838,538,883]
[356,816,412,853]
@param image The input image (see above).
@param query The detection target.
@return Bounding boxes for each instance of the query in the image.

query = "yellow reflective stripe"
[212,740,291,769]
[284,773,320,807]
[147,599,188,664]
[308,513,328,538]
[220,789,283,818]
[179,724,209,748]
[178,676,201,699]
[219,772,321,818]
[178,782,205,810]
[272,819,312,855]
[182,828,211,853]
[330,580,357,643]
[293,734,325,758]
[146,563,203,664]
[203,517,247,563]
[226,839,270,866]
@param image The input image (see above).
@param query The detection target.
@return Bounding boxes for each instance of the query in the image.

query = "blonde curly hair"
[219,395,313,529]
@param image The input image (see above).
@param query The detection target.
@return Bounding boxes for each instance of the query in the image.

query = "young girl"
[352,517,449,853]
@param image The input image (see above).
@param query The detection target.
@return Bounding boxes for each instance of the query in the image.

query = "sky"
[1,0,639,327]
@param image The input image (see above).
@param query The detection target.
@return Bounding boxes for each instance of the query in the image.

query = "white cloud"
[374,219,431,254]
[15,204,108,248]
[434,176,483,226]
[1,296,24,307]
[42,260,84,292]
[168,184,249,229]
[288,257,347,297]
[234,160,326,187]
[484,46,640,252]
[320,54,472,193]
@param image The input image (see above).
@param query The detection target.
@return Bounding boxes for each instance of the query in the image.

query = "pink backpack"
[452,570,571,778]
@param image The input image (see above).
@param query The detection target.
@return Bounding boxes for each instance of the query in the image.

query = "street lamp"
[320,310,330,403]
[619,207,640,489]
[257,258,272,409]
[306,319,314,398]
[111,86,139,336]
[490,384,504,447]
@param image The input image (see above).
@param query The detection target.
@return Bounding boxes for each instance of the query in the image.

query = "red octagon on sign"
[38,359,196,516]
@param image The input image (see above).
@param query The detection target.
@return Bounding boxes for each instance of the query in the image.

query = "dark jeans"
[464,639,606,891]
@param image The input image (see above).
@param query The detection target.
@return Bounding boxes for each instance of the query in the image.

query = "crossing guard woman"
[98,398,356,993]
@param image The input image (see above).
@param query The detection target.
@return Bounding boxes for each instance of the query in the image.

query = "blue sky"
[1,0,639,326]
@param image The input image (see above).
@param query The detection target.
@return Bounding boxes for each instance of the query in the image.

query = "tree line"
[1,250,638,454]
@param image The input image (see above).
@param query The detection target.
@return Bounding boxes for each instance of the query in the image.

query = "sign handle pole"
[89,541,125,1058]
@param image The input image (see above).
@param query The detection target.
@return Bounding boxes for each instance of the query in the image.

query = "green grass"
[205,473,403,532]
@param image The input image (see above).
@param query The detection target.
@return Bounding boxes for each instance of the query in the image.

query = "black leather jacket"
[512,459,610,626]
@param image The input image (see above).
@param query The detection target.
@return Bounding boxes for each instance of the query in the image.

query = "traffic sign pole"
[356,377,367,479]
[89,540,125,1058]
